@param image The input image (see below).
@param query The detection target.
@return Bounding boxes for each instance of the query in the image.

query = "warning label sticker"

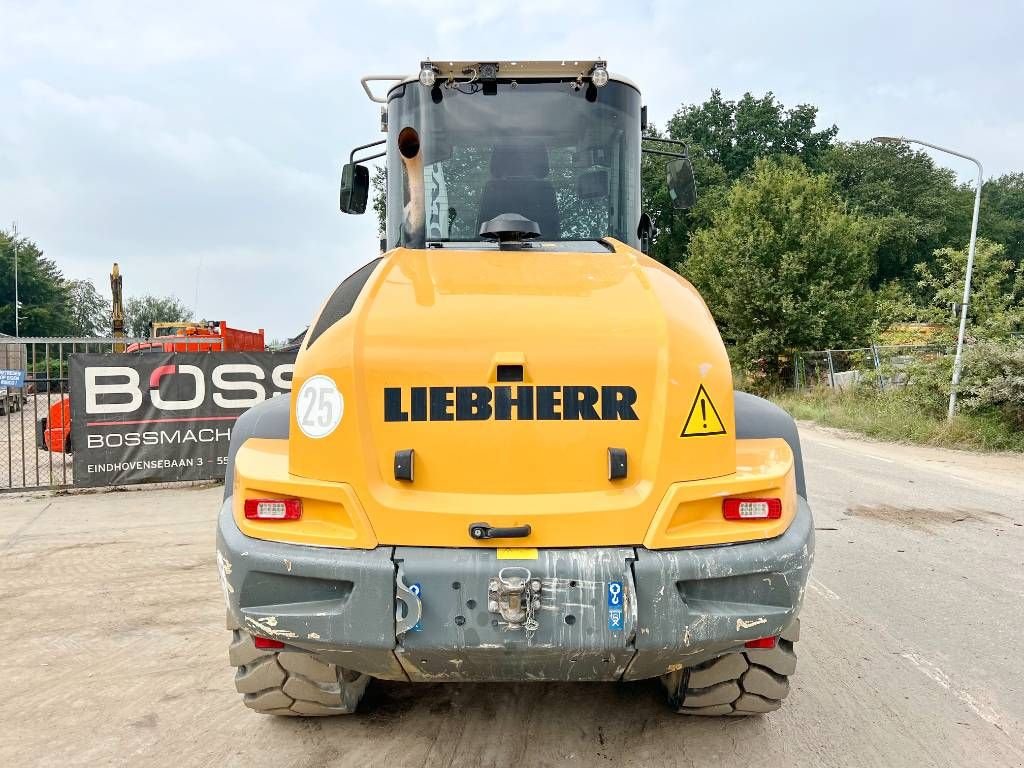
[680,384,727,437]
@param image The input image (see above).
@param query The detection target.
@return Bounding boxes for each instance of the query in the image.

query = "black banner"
[69,352,295,487]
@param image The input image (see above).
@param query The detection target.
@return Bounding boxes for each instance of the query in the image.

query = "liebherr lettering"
[383,385,639,422]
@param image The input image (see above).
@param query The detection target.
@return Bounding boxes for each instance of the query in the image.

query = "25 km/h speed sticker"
[296,375,344,439]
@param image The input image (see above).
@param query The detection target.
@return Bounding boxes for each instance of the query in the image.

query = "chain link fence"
[792,343,953,391]
[0,337,146,492]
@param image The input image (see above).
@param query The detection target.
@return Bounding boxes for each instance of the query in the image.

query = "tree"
[124,295,193,338]
[979,173,1024,268]
[666,90,837,180]
[372,166,387,238]
[67,279,112,337]
[915,239,1023,338]
[685,157,876,376]
[645,90,837,266]
[821,141,969,286]
[0,227,73,336]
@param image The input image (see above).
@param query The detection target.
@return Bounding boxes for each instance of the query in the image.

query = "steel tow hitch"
[488,566,542,631]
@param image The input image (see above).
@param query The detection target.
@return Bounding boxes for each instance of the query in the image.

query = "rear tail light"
[244,498,302,520]
[744,636,778,649]
[722,497,782,520]
[253,636,286,650]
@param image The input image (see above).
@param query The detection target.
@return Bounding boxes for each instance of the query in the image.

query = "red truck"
[37,321,265,453]
[126,321,265,353]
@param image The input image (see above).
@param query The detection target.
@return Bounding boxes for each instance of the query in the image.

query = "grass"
[772,388,1024,453]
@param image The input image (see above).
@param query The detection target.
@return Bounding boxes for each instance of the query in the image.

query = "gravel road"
[2,424,1023,767]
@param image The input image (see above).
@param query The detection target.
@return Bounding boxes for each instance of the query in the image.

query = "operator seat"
[477,142,560,239]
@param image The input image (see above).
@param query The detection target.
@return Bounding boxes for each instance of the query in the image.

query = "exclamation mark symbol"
[701,398,707,429]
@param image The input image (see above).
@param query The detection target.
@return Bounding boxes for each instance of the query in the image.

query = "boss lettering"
[150,364,205,410]
[212,364,265,409]
[83,363,294,414]
[85,367,143,414]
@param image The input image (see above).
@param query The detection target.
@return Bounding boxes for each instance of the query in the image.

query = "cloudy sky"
[1,0,1020,340]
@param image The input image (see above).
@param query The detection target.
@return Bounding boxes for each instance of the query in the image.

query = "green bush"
[959,340,1024,428]
[899,353,954,415]
[861,341,1023,427]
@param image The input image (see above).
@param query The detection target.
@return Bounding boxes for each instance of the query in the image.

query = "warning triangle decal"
[680,384,727,437]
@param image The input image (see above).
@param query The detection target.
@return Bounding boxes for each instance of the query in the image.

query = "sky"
[1,0,1021,340]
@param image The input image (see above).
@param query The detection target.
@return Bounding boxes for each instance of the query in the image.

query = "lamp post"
[872,136,983,420]
[10,221,19,337]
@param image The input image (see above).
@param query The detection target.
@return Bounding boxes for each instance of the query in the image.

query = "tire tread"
[227,624,368,716]
[667,618,799,717]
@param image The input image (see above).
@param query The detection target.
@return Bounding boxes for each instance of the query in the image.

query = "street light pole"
[872,136,983,420]
[11,221,19,338]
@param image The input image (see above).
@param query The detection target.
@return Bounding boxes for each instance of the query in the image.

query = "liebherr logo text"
[384,385,639,422]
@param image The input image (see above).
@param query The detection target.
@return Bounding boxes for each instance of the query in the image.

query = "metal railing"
[792,343,953,391]
[0,337,147,492]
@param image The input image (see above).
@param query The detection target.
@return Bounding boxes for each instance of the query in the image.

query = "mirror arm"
[350,139,387,164]
[644,137,690,150]
[643,137,691,159]
[642,148,688,159]
[354,151,385,164]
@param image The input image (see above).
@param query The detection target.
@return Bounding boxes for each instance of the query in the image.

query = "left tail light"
[244,498,302,520]
[722,497,782,520]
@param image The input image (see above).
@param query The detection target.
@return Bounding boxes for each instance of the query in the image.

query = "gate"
[0,337,146,492]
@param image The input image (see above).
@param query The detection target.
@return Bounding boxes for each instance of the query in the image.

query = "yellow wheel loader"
[217,60,812,717]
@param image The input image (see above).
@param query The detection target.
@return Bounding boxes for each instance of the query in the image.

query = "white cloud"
[0,0,1021,337]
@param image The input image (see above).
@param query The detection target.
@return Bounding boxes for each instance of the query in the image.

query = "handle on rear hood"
[469,522,532,540]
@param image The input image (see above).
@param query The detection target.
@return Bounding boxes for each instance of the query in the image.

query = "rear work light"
[722,497,782,521]
[744,636,778,649]
[244,498,302,520]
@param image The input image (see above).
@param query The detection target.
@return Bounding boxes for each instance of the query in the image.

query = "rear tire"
[227,614,370,716]
[662,619,800,716]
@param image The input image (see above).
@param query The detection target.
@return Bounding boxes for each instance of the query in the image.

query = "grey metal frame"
[0,337,144,492]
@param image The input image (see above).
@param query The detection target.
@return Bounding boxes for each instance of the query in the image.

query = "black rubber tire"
[662,619,800,716]
[227,614,370,716]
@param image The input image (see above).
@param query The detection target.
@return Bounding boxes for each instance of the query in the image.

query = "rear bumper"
[216,496,813,682]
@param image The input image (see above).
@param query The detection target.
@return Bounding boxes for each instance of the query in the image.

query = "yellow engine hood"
[288,239,738,546]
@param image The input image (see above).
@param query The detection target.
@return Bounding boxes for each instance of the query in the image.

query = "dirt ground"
[2,425,1023,767]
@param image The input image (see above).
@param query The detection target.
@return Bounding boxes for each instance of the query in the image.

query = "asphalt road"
[2,424,1023,767]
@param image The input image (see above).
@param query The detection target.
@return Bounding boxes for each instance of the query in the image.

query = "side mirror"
[667,157,697,210]
[576,168,608,200]
[340,162,370,214]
